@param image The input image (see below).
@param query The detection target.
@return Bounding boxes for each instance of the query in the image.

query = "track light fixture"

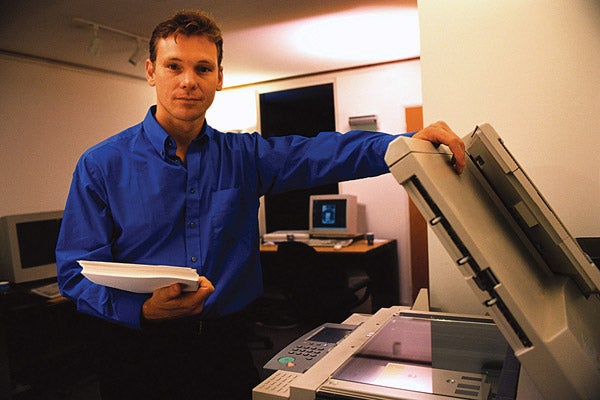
[88,25,101,55]
[74,17,149,66]
[128,40,145,66]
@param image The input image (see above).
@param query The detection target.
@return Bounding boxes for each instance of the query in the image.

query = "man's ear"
[145,59,156,87]
[216,65,224,91]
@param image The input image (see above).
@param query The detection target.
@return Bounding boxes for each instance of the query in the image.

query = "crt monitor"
[0,210,63,283]
[309,194,363,238]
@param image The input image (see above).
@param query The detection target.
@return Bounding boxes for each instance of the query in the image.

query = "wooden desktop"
[260,238,398,312]
[260,238,392,253]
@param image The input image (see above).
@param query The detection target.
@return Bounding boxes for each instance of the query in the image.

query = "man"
[56,10,465,400]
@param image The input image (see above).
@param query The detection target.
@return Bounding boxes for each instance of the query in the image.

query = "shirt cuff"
[111,290,148,329]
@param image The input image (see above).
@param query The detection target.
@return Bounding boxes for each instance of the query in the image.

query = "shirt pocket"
[209,187,249,246]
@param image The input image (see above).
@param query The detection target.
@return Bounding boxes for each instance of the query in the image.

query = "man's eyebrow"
[162,56,182,63]
[162,57,215,65]
[195,59,217,66]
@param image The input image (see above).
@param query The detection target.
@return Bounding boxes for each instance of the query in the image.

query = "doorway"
[259,83,339,232]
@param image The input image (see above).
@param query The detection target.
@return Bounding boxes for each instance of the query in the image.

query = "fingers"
[197,276,215,296]
[142,276,214,321]
[174,277,214,311]
[175,277,214,315]
[443,133,466,174]
[413,121,466,174]
[166,282,183,298]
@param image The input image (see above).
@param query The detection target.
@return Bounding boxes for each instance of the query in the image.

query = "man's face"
[145,34,223,129]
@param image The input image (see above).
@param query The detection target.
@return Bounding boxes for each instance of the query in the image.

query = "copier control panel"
[263,323,357,373]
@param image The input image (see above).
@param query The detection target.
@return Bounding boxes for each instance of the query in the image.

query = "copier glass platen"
[384,123,600,399]
[319,310,509,400]
[253,307,512,400]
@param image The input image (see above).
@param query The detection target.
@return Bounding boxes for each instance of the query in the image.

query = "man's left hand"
[412,121,466,174]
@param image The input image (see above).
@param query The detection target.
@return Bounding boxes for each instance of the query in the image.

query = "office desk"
[260,238,391,254]
[260,239,398,312]
[0,285,100,399]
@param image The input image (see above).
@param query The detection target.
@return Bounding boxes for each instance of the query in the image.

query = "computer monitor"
[0,210,63,283]
[384,123,600,399]
[308,194,364,238]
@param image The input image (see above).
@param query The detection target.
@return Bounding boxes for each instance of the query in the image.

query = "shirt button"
[190,188,196,194]
[189,222,196,228]
[191,256,197,263]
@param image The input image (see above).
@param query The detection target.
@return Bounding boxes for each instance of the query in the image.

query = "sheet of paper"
[78,260,199,293]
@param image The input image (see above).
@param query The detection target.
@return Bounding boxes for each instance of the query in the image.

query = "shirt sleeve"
[256,130,407,196]
[56,153,147,329]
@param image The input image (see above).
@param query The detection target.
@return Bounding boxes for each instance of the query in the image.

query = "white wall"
[418,0,600,314]
[1,53,423,306]
[209,61,423,305]
[0,54,155,217]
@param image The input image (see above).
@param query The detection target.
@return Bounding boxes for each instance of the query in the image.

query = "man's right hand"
[141,276,215,321]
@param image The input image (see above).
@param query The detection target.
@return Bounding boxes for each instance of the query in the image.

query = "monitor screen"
[0,210,63,283]
[17,218,61,269]
[311,198,348,231]
[309,194,362,238]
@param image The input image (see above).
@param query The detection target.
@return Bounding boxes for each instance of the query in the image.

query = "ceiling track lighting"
[73,17,149,66]
[128,40,145,66]
[88,25,101,55]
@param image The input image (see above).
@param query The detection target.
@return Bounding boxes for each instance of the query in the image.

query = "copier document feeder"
[384,123,600,399]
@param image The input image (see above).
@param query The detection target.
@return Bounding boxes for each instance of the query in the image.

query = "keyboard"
[306,238,354,247]
[30,281,62,299]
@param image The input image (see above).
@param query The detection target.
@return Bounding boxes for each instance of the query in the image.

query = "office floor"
[13,323,311,400]
[12,285,371,399]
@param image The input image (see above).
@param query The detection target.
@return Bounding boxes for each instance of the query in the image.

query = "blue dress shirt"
[56,106,403,329]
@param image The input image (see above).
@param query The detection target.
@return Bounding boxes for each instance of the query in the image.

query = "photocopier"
[252,124,600,400]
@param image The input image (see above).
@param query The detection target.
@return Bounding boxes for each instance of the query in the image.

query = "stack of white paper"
[78,260,200,293]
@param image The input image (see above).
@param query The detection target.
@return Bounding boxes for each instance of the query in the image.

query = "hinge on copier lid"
[473,268,533,347]
[473,268,501,307]
[473,268,500,293]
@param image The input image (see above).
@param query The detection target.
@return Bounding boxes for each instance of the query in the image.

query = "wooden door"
[405,106,429,302]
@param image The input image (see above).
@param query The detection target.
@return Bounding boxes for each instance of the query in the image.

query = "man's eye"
[196,66,211,73]
[167,64,180,71]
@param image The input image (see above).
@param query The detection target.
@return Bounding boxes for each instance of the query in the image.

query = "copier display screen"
[308,327,353,343]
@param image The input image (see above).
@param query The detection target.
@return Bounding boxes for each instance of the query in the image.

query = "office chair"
[262,241,371,328]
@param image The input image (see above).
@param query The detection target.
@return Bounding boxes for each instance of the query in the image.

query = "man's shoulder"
[88,124,142,150]
[206,126,265,148]
[207,126,258,139]
[81,123,143,162]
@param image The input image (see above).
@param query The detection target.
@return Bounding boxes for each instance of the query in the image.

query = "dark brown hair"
[149,10,223,65]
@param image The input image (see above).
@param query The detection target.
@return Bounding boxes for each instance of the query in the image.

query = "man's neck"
[156,114,206,164]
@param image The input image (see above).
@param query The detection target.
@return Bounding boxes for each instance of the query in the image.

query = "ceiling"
[1,0,419,88]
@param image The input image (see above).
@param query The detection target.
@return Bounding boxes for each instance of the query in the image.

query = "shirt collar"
[142,105,211,160]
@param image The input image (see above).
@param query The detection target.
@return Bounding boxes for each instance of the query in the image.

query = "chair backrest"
[275,241,363,325]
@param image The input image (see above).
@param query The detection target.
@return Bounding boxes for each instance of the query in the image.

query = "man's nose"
[181,69,197,89]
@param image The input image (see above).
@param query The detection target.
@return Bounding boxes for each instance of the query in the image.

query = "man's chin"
[173,108,206,123]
